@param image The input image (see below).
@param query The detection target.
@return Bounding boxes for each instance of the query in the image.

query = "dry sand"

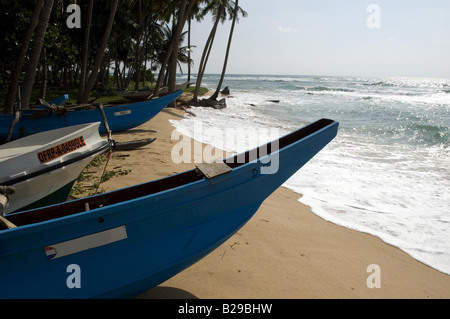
[81,100,450,299]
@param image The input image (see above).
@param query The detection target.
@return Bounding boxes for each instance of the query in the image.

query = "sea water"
[171,74,450,275]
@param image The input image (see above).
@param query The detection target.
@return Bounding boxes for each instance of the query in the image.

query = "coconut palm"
[153,0,197,97]
[209,0,246,101]
[3,0,45,114]
[20,0,55,109]
[77,0,94,103]
[80,0,119,103]
[191,0,228,102]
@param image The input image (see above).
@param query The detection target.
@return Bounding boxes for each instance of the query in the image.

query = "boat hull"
[0,90,182,142]
[3,156,99,214]
[17,181,76,213]
[0,119,338,299]
[0,123,110,213]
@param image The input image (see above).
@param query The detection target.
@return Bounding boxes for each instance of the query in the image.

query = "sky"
[186,0,450,78]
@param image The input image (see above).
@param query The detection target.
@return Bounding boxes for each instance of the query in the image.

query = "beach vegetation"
[1,0,247,114]
[69,154,132,199]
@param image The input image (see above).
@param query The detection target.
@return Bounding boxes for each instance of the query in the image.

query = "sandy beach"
[78,96,450,299]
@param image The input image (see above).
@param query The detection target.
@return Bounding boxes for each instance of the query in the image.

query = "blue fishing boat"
[0,119,338,299]
[0,90,183,142]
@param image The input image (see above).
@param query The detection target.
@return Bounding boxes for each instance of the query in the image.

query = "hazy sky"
[187,0,450,78]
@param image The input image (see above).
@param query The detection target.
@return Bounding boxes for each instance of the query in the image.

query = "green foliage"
[184,86,209,95]
[70,154,132,198]
[1,0,247,108]
[0,0,34,85]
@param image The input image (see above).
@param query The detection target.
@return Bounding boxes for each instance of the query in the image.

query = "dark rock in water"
[221,87,230,95]
[214,98,227,109]
[198,98,227,109]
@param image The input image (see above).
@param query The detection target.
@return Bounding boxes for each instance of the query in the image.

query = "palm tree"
[153,0,197,97]
[20,0,55,109]
[167,0,189,95]
[80,0,119,103]
[152,1,183,97]
[77,0,94,104]
[109,0,136,90]
[184,1,205,87]
[3,0,45,114]
[209,0,246,101]
[192,0,227,102]
[128,0,145,90]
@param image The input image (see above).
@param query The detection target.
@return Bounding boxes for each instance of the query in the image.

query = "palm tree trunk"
[187,15,192,88]
[154,0,195,98]
[39,47,48,102]
[134,0,143,91]
[168,0,188,96]
[20,0,54,108]
[210,0,239,101]
[192,3,225,102]
[82,0,119,103]
[143,30,149,86]
[192,28,215,101]
[153,40,174,97]
[77,0,94,104]
[3,0,45,113]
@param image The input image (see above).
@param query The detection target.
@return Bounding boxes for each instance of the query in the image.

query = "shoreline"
[77,97,450,298]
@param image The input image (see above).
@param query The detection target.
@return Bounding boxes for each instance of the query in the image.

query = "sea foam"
[172,74,450,275]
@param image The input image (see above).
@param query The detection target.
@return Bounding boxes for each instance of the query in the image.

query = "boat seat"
[196,162,232,179]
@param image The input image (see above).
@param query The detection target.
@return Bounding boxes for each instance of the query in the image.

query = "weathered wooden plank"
[196,162,232,179]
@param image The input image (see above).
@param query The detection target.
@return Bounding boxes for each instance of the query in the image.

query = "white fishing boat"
[0,122,110,214]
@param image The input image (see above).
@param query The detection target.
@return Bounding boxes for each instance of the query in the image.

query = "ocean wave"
[172,73,450,276]
[362,81,396,87]
[308,86,354,93]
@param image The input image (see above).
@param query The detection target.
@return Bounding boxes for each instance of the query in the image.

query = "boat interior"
[1,119,334,230]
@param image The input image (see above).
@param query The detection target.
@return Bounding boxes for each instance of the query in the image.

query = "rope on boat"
[5,111,21,143]
[93,104,114,196]
[94,150,112,196]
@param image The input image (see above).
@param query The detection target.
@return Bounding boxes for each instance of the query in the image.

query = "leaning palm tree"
[77,0,94,104]
[80,0,119,103]
[3,0,45,114]
[209,0,246,101]
[152,0,187,97]
[185,1,205,87]
[191,0,228,102]
[20,0,55,109]
[153,0,197,98]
